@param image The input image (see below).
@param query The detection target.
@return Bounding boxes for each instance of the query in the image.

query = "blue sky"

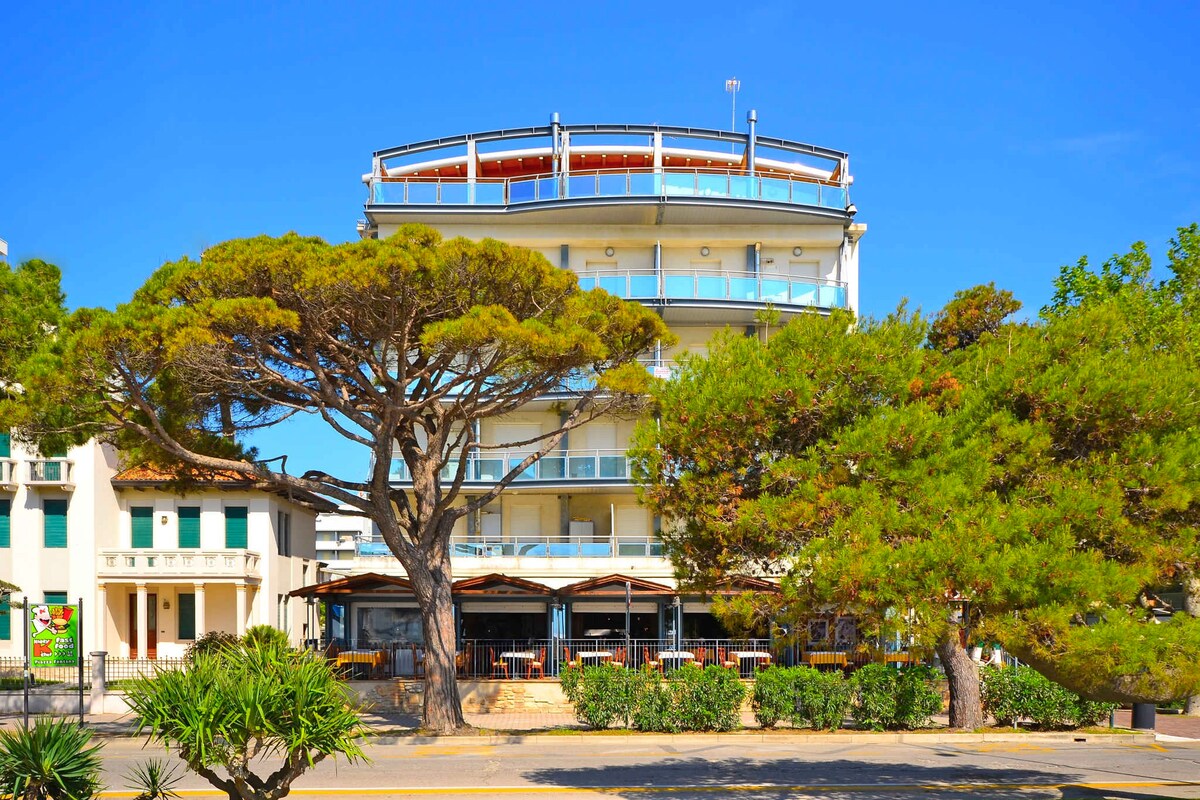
[3,1,1198,479]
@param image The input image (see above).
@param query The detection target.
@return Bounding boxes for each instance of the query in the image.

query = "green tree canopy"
[17,224,671,732]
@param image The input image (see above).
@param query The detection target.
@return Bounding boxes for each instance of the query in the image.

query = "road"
[94,735,1200,799]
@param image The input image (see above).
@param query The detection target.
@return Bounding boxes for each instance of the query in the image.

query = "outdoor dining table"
[657,650,695,671]
[803,650,849,669]
[576,651,613,664]
[335,649,386,679]
[499,650,536,676]
[731,650,772,677]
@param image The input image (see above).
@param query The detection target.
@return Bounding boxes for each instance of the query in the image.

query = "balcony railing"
[389,448,630,484]
[577,268,847,309]
[97,549,262,579]
[0,459,17,489]
[369,168,848,211]
[26,458,75,487]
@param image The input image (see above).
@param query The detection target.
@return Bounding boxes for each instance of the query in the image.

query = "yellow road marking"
[1121,741,1170,752]
[96,778,1200,797]
[409,745,497,757]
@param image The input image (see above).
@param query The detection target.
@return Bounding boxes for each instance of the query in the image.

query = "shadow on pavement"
[523,757,1090,799]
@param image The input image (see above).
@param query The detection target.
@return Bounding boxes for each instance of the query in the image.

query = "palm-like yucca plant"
[125,758,183,799]
[0,716,105,799]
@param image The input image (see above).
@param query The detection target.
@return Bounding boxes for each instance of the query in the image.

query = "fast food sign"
[30,603,79,667]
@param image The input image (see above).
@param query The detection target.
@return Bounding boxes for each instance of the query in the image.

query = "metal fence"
[0,656,84,690]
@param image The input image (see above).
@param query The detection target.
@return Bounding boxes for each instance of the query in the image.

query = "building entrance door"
[129,593,158,659]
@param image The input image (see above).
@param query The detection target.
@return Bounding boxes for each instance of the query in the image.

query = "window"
[43,499,68,548]
[131,506,154,548]
[178,507,201,549]
[44,592,68,605]
[0,432,10,458]
[276,511,291,557]
[0,498,9,548]
[224,506,248,549]
[177,593,196,640]
[0,596,10,640]
[277,594,289,631]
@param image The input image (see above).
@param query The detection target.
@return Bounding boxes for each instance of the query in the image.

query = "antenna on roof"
[725,78,741,153]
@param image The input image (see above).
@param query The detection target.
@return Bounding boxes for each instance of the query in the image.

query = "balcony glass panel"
[567,456,596,478]
[539,456,565,479]
[820,186,847,209]
[663,173,694,196]
[598,275,629,297]
[728,276,758,301]
[628,274,658,296]
[580,543,613,557]
[696,174,728,197]
[576,275,598,291]
[790,281,819,306]
[820,284,847,308]
[475,182,505,204]
[372,182,405,203]
[509,178,536,203]
[761,278,790,303]
[474,457,504,481]
[729,176,756,200]
[406,183,438,204]
[566,175,599,198]
[760,177,791,203]
[597,173,627,196]
[791,182,820,206]
[598,455,627,479]
[439,182,469,204]
[628,173,660,195]
[507,457,536,481]
[547,542,575,557]
[664,274,696,298]
[536,178,557,201]
[696,276,726,299]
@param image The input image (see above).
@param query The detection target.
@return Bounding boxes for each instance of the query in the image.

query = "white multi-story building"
[303,114,864,666]
[316,505,376,574]
[0,435,328,660]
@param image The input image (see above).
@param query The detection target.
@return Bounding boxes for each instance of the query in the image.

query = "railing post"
[89,651,106,715]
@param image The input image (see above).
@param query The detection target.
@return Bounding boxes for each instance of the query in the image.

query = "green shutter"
[0,433,10,458]
[131,506,154,548]
[178,593,196,640]
[43,592,68,604]
[178,507,201,548]
[0,597,10,640]
[0,499,9,548]
[43,499,68,548]
[224,506,248,549]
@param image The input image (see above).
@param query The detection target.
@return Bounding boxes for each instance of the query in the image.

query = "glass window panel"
[664,275,696,298]
[406,183,438,204]
[389,458,410,480]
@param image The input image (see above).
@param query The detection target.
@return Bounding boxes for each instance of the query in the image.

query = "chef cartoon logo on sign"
[30,603,79,667]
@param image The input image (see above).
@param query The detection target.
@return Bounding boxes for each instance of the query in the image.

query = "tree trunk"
[1186,571,1200,717]
[936,633,984,729]
[408,551,468,734]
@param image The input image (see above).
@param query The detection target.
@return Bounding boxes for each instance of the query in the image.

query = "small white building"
[0,435,330,660]
[315,504,376,575]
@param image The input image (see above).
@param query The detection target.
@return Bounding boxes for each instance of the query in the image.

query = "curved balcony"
[577,268,846,311]
[369,168,847,212]
[389,448,631,488]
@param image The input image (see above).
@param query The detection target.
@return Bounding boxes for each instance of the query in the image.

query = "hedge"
[751,666,853,730]
[981,665,1115,730]
[560,663,745,731]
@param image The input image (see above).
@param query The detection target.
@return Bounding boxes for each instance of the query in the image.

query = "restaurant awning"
[289,572,414,598]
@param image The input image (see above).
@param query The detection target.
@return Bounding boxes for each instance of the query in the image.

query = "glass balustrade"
[429,535,665,559]
[389,449,630,483]
[369,169,849,211]
[575,270,847,309]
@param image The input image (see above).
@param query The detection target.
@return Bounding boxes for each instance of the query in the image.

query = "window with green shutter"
[224,506,248,549]
[0,597,10,640]
[131,506,154,548]
[178,507,201,548]
[0,432,10,458]
[178,593,196,640]
[43,499,68,548]
[0,499,9,548]
[44,592,68,604]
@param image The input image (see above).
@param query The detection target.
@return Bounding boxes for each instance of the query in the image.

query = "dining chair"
[527,647,546,679]
[489,647,509,679]
[563,645,580,669]
[717,647,737,670]
[693,647,708,667]
[642,647,662,673]
[609,647,626,668]
[413,644,426,678]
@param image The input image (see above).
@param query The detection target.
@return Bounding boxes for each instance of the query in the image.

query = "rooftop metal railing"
[369,167,849,211]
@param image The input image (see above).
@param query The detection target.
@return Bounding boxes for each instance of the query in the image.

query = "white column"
[135,583,148,660]
[193,583,206,638]
[95,583,107,652]
[235,583,247,636]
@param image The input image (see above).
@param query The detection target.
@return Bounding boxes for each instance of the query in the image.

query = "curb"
[367,730,1156,746]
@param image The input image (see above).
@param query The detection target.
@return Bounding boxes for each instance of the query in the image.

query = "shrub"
[0,716,105,799]
[981,665,1116,730]
[752,667,852,731]
[560,663,632,729]
[628,669,675,732]
[751,666,797,728]
[243,624,291,652]
[183,630,239,662]
[670,665,745,732]
[126,757,183,799]
[852,664,942,730]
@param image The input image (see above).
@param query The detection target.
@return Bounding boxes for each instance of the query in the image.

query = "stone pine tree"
[0,258,67,430]
[17,224,670,733]
[632,287,1200,728]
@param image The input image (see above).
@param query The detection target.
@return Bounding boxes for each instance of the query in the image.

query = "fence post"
[89,652,106,716]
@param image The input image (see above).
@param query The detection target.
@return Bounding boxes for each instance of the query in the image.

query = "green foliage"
[0,717,105,799]
[243,624,291,652]
[851,664,942,731]
[125,758,183,800]
[751,666,852,730]
[124,638,366,800]
[561,664,745,732]
[981,666,1115,730]
[927,282,1021,353]
[0,259,68,437]
[184,630,239,663]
